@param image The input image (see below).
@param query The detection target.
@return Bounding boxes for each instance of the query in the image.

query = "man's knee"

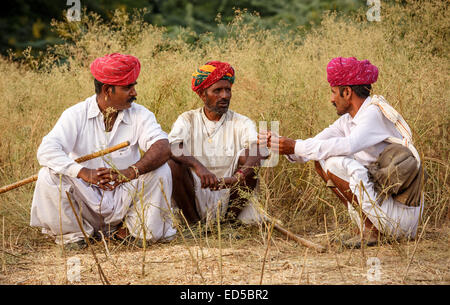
[140,163,172,188]
[154,162,171,180]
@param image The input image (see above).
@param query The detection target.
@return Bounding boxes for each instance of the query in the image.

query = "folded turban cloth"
[327,57,378,87]
[90,53,141,86]
[191,61,235,95]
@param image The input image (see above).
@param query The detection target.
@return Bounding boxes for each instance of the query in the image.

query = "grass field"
[0,0,448,285]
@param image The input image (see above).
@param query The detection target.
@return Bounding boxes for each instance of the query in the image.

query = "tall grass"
[0,0,448,247]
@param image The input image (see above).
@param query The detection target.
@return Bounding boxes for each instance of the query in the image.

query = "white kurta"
[287,96,423,239]
[168,108,262,223]
[30,94,176,244]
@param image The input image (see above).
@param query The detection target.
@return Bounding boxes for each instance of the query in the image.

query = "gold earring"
[105,96,108,102]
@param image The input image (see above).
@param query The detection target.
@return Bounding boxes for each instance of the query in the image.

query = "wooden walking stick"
[272,222,327,253]
[219,176,327,253]
[0,141,130,194]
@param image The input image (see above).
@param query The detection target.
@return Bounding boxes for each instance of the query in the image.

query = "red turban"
[191,61,235,95]
[327,57,378,87]
[90,53,141,86]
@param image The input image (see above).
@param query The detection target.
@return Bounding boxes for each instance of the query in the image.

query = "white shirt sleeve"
[167,115,192,157]
[294,107,391,161]
[168,115,190,145]
[136,109,168,151]
[36,108,84,178]
[286,118,346,163]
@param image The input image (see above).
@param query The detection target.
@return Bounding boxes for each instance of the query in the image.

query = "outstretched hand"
[258,131,296,155]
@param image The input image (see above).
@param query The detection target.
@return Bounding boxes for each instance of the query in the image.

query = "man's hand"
[96,167,135,189]
[193,163,219,190]
[258,131,296,155]
[77,167,134,191]
[257,130,272,147]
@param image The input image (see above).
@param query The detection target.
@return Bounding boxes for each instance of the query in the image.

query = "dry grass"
[0,0,449,285]
[1,224,448,285]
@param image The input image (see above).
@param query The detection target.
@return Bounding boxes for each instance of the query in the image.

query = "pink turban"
[90,53,141,86]
[327,57,378,87]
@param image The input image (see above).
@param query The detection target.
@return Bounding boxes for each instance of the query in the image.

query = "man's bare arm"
[224,143,268,186]
[95,139,171,189]
[170,143,218,189]
[134,139,171,175]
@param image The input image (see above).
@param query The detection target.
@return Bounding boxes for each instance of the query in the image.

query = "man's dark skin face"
[330,86,352,116]
[200,80,232,121]
[103,82,138,112]
[96,82,138,132]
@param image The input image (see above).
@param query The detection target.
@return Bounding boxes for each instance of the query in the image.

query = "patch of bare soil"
[0,224,448,285]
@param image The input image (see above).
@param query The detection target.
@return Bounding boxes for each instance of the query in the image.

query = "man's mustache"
[128,97,137,103]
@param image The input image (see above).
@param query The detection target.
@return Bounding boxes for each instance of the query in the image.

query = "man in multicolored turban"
[30,53,176,250]
[259,57,424,248]
[167,61,268,225]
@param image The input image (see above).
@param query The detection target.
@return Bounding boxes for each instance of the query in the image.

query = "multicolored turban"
[191,61,235,95]
[327,57,378,87]
[90,53,141,86]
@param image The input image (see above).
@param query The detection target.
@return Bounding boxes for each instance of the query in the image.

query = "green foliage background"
[2,0,365,57]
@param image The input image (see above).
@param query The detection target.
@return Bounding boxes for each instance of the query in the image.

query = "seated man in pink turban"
[30,53,176,250]
[168,61,268,226]
[259,57,424,248]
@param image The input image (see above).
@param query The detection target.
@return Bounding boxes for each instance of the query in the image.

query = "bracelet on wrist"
[235,169,245,182]
[130,165,140,179]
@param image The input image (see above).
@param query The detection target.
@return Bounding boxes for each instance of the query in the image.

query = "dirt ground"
[1,223,448,285]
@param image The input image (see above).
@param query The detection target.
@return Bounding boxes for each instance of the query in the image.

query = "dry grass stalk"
[2,216,5,272]
[402,216,431,283]
[259,218,275,285]
[57,175,68,284]
[65,191,110,285]
[217,200,223,285]
[298,248,309,284]
[137,185,147,278]
[98,231,111,259]
[324,213,346,283]
[159,180,205,283]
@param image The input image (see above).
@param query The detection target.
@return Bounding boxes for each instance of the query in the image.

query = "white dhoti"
[190,150,264,225]
[30,163,177,245]
[320,156,423,239]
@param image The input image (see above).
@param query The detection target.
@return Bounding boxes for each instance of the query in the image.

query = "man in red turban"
[167,61,267,225]
[90,53,141,86]
[326,56,378,87]
[30,53,177,250]
[259,57,424,248]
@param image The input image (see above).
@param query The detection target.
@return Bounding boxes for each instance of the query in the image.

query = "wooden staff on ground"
[0,141,130,194]
[219,177,327,253]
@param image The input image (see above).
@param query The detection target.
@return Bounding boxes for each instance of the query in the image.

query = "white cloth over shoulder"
[30,95,176,244]
[285,96,423,238]
[168,108,262,223]
[369,95,421,166]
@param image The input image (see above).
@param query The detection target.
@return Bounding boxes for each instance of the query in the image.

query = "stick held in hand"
[0,141,130,194]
